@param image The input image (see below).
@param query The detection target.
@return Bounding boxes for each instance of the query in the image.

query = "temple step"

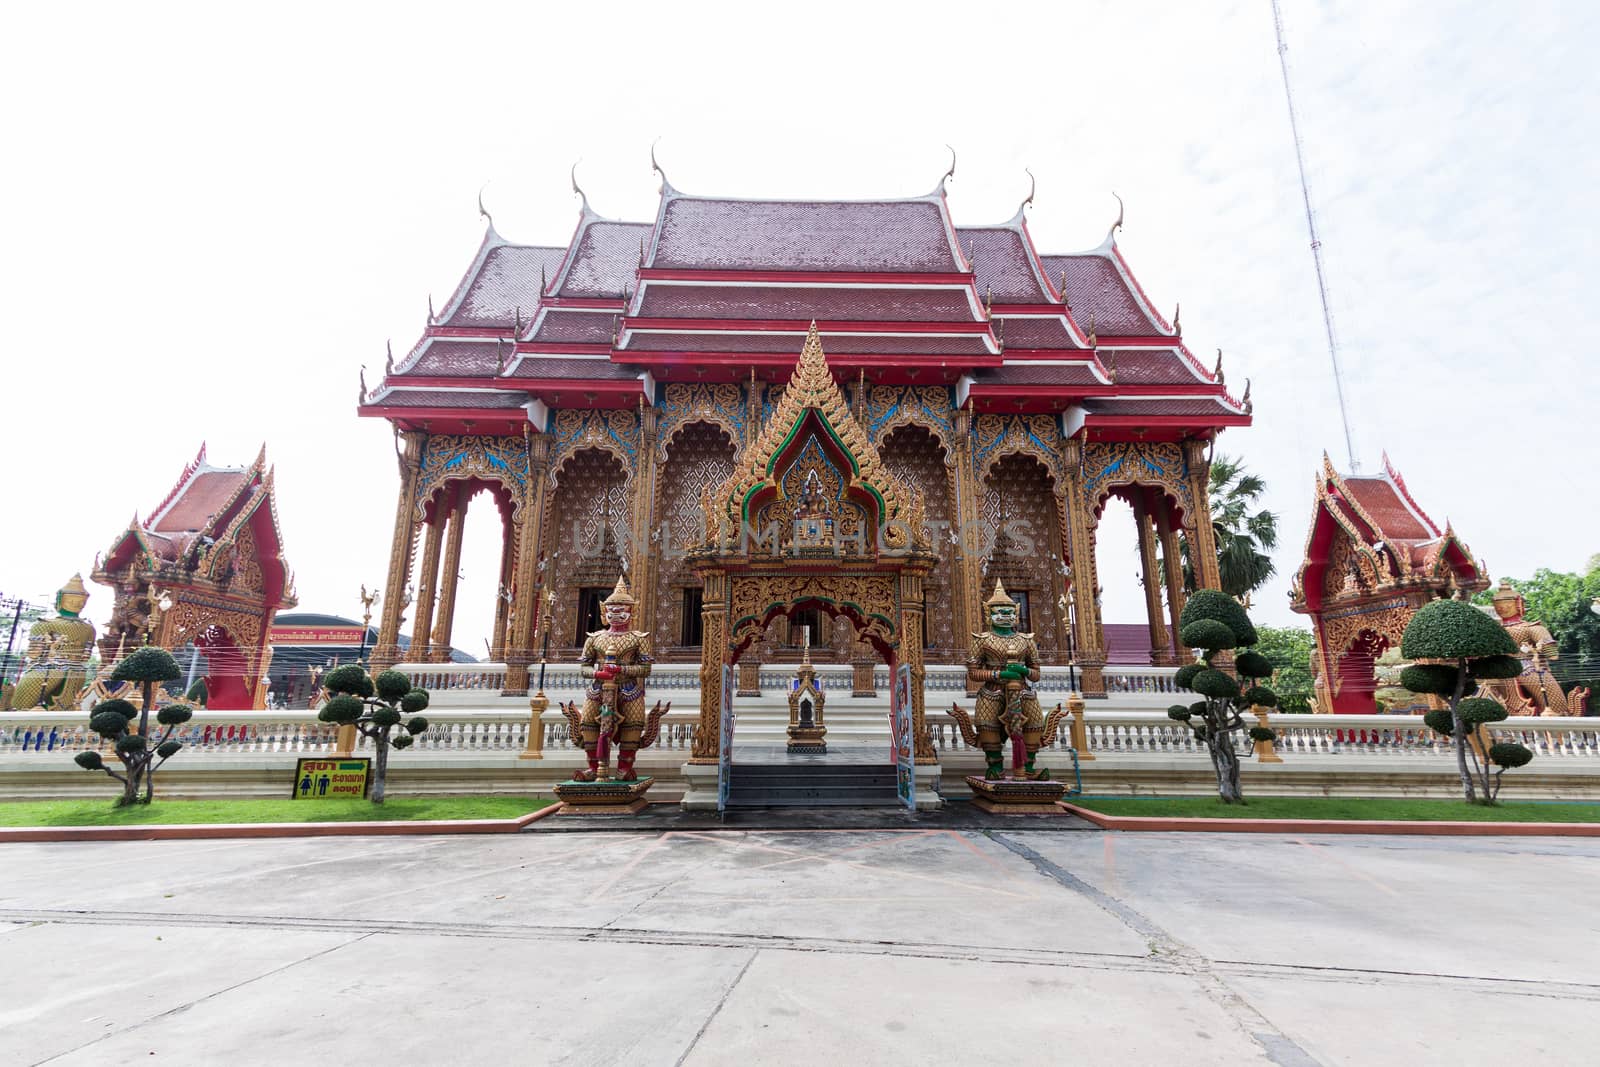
[725,763,902,808]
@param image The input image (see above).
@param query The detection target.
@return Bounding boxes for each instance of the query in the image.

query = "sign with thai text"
[292,758,371,800]
[270,626,367,645]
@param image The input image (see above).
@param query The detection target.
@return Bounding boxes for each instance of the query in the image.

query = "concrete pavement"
[1,830,1596,1065]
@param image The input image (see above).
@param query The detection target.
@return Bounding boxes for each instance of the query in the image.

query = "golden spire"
[985,578,1016,609]
[603,574,635,607]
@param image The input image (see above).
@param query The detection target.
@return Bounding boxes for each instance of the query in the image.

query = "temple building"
[1290,454,1487,713]
[359,166,1251,697]
[92,445,297,710]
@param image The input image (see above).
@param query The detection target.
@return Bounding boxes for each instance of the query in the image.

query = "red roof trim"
[620,317,994,336]
[637,268,975,286]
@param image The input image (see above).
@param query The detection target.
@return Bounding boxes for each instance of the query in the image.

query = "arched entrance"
[684,326,939,810]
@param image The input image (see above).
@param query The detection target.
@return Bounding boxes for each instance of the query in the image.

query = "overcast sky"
[3,0,1594,660]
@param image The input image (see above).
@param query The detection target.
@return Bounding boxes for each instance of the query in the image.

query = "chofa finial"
[650,137,671,190]
[477,183,494,229]
[940,144,957,190]
[1213,348,1224,385]
[1172,303,1182,335]
[1017,167,1036,216]
[385,340,394,376]
[570,160,590,213]
[1103,191,1125,244]
[358,364,368,404]
[427,293,436,324]
[1241,378,1253,415]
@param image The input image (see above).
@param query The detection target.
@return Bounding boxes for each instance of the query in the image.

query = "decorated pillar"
[690,568,728,764]
[630,400,661,635]
[408,509,446,663]
[504,432,551,695]
[430,483,468,663]
[1058,437,1106,696]
[1156,504,1186,664]
[949,407,984,638]
[900,570,936,764]
[1132,494,1172,666]
[490,514,515,661]
[1183,438,1222,591]
[372,431,424,670]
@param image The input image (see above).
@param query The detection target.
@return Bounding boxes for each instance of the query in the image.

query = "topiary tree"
[73,647,191,805]
[1166,589,1278,803]
[1401,598,1533,804]
[314,665,430,804]
[185,677,208,708]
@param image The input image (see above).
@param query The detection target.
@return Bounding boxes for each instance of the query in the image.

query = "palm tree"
[1182,454,1279,600]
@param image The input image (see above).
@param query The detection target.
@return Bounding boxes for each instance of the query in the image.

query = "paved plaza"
[2,828,1597,1065]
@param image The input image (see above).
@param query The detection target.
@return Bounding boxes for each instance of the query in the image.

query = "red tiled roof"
[1342,477,1436,541]
[1103,622,1155,665]
[508,357,637,381]
[621,331,993,355]
[1042,253,1161,335]
[652,197,960,272]
[1083,397,1237,416]
[444,245,566,328]
[1099,348,1208,386]
[531,310,616,345]
[408,341,503,376]
[375,390,530,409]
[971,363,1101,387]
[994,316,1080,349]
[558,221,651,298]
[150,470,251,533]
[635,284,977,322]
[958,227,1051,303]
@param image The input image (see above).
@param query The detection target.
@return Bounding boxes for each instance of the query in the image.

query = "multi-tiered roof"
[361,169,1250,441]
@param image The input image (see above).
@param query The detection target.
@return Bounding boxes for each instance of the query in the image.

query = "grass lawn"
[0,795,553,827]
[1070,796,1600,823]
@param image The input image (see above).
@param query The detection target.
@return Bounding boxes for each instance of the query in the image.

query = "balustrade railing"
[6,706,1596,763]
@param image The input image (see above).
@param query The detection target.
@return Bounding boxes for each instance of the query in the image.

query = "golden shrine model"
[357,162,1253,717]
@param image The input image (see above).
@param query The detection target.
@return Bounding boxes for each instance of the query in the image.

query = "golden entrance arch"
[687,326,938,766]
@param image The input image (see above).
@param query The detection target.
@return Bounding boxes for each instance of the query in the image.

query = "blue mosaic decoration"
[972,414,1063,484]
[414,434,532,520]
[549,408,641,481]
[656,383,747,459]
[864,385,955,452]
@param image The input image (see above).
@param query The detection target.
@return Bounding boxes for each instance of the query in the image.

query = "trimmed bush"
[317,695,366,725]
[112,647,182,683]
[1401,599,1518,661]
[374,670,412,702]
[95,699,137,721]
[1234,651,1274,679]
[400,689,430,714]
[1489,742,1534,769]
[1423,708,1455,735]
[1190,701,1209,716]
[1457,697,1509,726]
[1192,669,1241,701]
[1167,705,1193,721]
[185,678,209,706]
[1180,618,1236,652]
[1400,664,1459,696]
[156,740,183,759]
[1470,655,1524,680]
[1242,685,1279,708]
[404,716,430,735]
[74,751,104,770]
[1174,663,1206,689]
[90,710,132,738]
[322,664,374,698]
[391,733,415,750]
[156,704,194,726]
[1179,589,1258,647]
[1247,726,1277,743]
[370,706,402,728]
[115,735,147,755]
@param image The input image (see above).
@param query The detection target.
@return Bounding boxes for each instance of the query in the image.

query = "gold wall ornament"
[413,434,534,522]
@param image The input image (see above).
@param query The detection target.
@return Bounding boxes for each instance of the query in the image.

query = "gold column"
[900,570,936,764]
[430,484,468,663]
[408,509,445,663]
[949,408,984,638]
[1132,493,1172,666]
[1182,438,1223,591]
[1156,503,1186,663]
[1059,437,1106,696]
[503,433,551,695]
[690,568,728,764]
[372,431,424,670]
[630,403,660,634]
[490,514,515,661]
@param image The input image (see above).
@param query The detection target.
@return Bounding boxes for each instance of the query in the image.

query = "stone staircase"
[724,763,901,808]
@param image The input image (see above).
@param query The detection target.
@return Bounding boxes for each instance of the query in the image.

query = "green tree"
[1167,590,1279,803]
[315,666,431,804]
[73,647,193,806]
[1253,625,1315,713]
[1400,599,1533,804]
[1182,454,1279,600]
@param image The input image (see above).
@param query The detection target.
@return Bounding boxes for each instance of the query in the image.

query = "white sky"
[3,0,1595,659]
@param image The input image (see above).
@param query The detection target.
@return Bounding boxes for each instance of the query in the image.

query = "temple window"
[680,587,704,647]
[575,587,607,645]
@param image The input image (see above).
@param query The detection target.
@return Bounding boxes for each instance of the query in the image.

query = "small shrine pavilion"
[92,445,297,709]
[359,163,1251,696]
[1289,454,1487,713]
